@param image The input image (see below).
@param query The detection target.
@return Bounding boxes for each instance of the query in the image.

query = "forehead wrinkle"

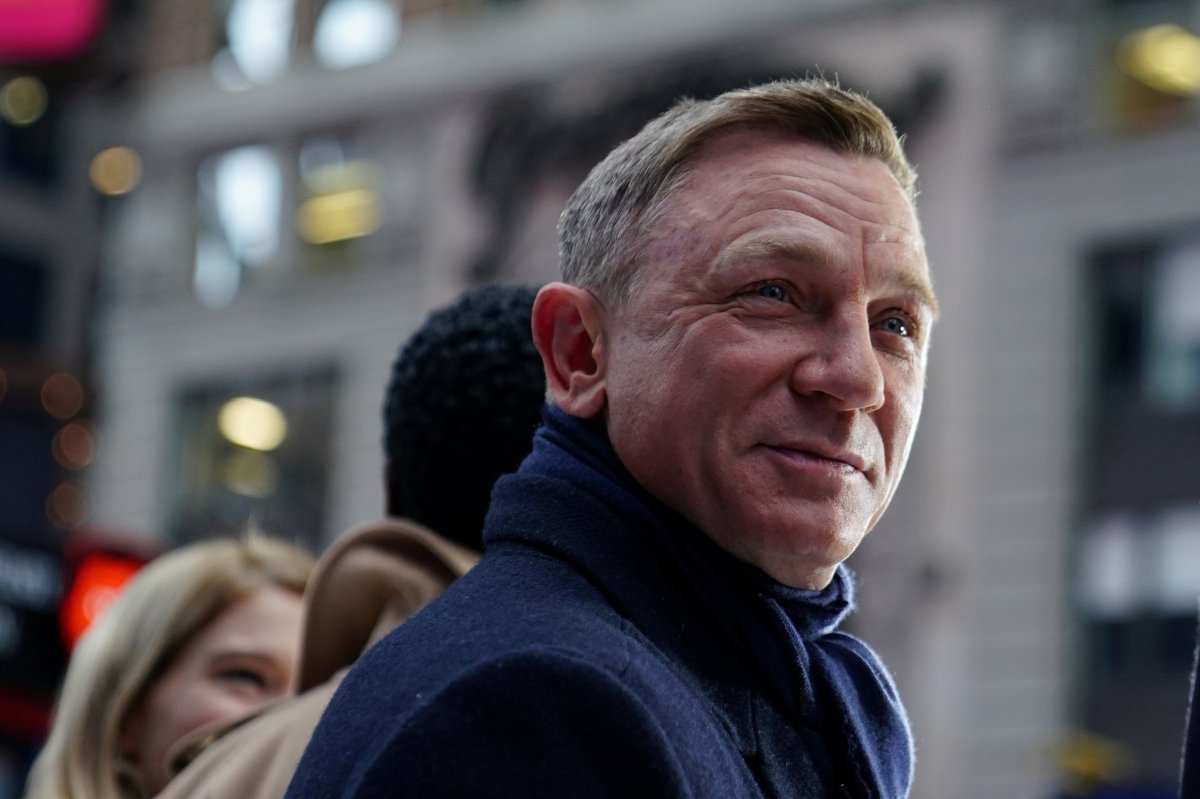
[734,151,905,205]
[714,183,917,255]
[670,151,894,219]
[762,176,896,214]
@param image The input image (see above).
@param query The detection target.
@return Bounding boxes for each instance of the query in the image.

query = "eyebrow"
[719,237,838,270]
[718,236,940,320]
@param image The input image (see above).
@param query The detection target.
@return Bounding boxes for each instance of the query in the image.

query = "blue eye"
[754,284,788,302]
[878,316,911,337]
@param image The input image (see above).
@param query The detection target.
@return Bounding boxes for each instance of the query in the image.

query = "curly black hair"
[382,284,546,550]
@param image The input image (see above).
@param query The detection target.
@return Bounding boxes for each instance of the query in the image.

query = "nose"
[790,311,885,412]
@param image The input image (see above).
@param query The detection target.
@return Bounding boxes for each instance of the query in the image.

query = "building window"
[191,129,427,293]
[1074,227,1200,783]
[1003,1,1200,147]
[1101,0,1200,133]
[193,145,283,309]
[1144,236,1200,410]
[1078,507,1200,630]
[167,365,337,552]
[1095,231,1200,415]
[295,135,382,261]
[211,0,296,90]
[313,0,400,70]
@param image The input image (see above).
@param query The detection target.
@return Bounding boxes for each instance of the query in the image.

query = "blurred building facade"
[3,0,1200,796]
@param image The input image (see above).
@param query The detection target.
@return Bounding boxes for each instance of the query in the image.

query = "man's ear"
[531,282,608,419]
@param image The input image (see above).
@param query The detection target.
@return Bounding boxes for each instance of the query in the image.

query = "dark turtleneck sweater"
[286,407,913,798]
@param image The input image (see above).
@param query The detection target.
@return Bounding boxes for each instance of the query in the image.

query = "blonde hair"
[558,77,916,305]
[24,535,313,799]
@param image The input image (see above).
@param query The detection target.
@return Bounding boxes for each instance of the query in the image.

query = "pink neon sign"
[0,0,108,63]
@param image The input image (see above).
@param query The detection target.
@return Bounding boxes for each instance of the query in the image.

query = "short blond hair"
[557,77,916,305]
[24,535,313,799]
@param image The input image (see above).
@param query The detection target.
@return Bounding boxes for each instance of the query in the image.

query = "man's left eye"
[877,316,911,337]
[754,284,788,302]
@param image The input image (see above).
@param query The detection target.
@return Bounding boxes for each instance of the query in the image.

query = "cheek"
[880,381,924,469]
[154,681,250,744]
[606,321,780,481]
[126,680,249,794]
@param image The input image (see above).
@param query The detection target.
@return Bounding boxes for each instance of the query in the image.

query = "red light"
[60,553,141,650]
[0,0,107,63]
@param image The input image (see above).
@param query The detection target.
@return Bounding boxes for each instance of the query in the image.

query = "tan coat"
[155,518,478,799]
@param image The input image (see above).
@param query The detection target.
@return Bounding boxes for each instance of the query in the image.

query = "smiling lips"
[763,442,867,475]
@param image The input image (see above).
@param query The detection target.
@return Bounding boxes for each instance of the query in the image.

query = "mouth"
[762,443,867,475]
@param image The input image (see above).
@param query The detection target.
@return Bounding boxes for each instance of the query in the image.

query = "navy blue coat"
[286,410,911,798]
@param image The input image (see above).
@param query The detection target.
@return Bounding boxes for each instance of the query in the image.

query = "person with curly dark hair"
[382,283,546,551]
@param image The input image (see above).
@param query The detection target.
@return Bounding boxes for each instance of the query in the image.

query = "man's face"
[601,131,936,590]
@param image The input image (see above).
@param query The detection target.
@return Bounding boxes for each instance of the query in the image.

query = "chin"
[756,556,841,591]
[757,522,865,581]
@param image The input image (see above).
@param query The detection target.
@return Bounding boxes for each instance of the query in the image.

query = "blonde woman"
[24,535,313,799]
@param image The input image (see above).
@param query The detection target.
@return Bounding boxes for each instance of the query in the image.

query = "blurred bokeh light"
[217,396,289,452]
[52,423,96,472]
[1119,24,1200,96]
[0,77,48,127]
[39,373,83,421]
[89,147,143,196]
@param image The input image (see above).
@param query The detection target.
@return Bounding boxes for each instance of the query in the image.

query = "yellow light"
[41,372,84,420]
[90,147,143,196]
[295,188,380,245]
[217,396,288,451]
[1,76,48,127]
[1052,731,1132,787]
[1118,24,1200,96]
[53,422,97,470]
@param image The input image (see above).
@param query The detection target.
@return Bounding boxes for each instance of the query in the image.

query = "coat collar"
[484,407,912,796]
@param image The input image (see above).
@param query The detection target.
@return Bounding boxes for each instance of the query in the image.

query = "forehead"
[666,130,919,234]
[644,130,932,303]
[188,587,301,652]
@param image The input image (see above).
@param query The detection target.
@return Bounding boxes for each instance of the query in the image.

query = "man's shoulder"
[399,539,624,636]
[291,548,720,782]
[286,537,768,799]
[338,546,640,708]
[292,636,756,799]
